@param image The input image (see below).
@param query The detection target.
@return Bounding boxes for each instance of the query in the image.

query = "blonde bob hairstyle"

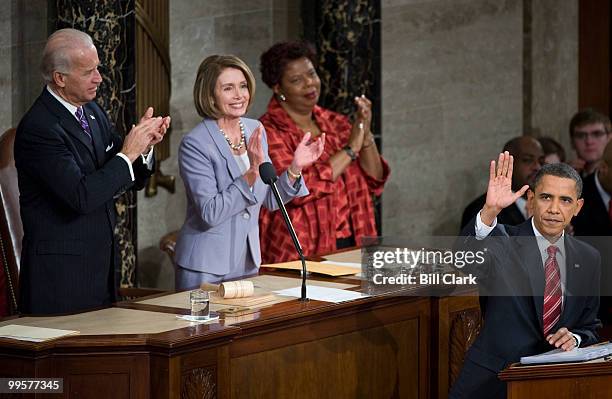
[193,55,256,120]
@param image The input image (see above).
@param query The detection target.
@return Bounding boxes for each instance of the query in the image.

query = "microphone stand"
[267,181,308,301]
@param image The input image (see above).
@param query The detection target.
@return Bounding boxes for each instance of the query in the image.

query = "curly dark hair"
[260,41,317,88]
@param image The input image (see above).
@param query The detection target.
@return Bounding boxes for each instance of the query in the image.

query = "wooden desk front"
[0,273,479,399]
[499,360,612,399]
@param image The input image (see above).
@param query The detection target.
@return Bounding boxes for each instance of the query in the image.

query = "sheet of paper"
[322,249,362,263]
[261,260,358,276]
[520,342,612,364]
[0,324,79,342]
[322,260,362,269]
[274,285,369,303]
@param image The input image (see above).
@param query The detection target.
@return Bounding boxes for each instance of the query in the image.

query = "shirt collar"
[594,171,611,211]
[531,217,565,257]
[46,85,79,119]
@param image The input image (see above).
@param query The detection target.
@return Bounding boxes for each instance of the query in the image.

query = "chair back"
[0,128,21,315]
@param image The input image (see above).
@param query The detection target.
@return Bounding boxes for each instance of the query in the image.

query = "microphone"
[259,162,308,301]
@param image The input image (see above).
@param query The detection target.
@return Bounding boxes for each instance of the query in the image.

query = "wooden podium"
[499,358,612,399]
[0,269,481,399]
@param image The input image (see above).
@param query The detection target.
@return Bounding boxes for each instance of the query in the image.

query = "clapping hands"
[122,107,171,162]
[290,132,326,173]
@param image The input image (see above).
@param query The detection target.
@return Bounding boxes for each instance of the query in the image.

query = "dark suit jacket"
[450,218,601,399]
[572,172,612,323]
[14,88,152,314]
[460,193,525,231]
[573,173,612,236]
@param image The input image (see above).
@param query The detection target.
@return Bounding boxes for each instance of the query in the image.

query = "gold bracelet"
[287,167,302,180]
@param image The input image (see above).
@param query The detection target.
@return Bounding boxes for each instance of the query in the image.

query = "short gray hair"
[533,162,583,198]
[41,28,94,84]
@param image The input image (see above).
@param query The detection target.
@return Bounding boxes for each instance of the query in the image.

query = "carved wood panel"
[449,308,482,387]
[181,367,216,399]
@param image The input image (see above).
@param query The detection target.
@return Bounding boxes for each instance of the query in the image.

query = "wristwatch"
[343,145,357,161]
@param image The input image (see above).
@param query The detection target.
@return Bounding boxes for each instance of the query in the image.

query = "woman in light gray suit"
[174,55,325,289]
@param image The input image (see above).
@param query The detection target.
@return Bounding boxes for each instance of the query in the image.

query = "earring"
[279,93,286,101]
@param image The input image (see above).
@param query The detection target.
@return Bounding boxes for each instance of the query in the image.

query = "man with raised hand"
[450,153,601,399]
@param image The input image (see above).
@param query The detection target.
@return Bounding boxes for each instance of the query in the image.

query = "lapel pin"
[574,264,580,268]
[90,115,95,120]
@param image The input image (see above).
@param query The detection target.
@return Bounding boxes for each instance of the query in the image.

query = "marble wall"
[528,0,578,154]
[381,0,579,237]
[381,0,525,236]
[0,0,48,133]
[137,0,302,289]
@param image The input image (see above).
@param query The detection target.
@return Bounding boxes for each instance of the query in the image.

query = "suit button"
[243,212,250,220]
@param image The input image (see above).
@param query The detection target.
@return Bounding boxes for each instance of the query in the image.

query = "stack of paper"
[520,342,612,365]
[0,324,79,342]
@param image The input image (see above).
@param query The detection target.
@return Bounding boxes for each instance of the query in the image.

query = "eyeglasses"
[572,129,608,140]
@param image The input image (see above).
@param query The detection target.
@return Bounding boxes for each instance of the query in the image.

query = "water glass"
[190,289,210,320]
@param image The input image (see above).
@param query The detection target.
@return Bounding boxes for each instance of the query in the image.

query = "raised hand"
[290,132,326,173]
[481,151,529,226]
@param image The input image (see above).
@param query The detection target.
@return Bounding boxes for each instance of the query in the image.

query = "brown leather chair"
[0,128,21,316]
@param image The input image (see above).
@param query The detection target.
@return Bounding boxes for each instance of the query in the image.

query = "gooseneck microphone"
[259,162,308,301]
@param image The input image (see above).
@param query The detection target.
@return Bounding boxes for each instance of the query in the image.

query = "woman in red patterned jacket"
[258,41,390,263]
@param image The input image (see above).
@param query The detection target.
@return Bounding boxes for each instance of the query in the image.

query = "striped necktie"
[75,107,92,142]
[543,245,562,336]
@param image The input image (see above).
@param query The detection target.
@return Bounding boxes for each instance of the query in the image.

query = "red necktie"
[543,245,562,336]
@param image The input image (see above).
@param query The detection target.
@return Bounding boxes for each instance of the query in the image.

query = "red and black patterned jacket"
[259,97,390,263]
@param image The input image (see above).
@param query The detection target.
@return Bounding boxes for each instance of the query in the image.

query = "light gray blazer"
[174,117,308,275]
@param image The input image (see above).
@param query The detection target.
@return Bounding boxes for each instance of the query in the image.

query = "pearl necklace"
[219,120,246,151]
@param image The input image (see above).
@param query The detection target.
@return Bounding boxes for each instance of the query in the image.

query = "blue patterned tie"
[75,107,92,142]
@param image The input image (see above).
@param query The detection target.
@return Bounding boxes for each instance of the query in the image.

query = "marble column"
[54,0,138,288]
[302,0,383,231]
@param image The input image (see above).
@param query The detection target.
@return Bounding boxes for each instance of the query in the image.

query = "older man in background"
[15,28,170,314]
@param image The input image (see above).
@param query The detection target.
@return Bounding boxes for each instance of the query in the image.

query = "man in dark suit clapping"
[450,154,601,399]
[15,28,170,314]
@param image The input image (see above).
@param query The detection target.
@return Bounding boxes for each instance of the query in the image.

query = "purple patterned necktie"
[75,107,92,142]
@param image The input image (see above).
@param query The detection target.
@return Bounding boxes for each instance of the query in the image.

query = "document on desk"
[274,286,369,303]
[0,324,79,342]
[520,342,612,365]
